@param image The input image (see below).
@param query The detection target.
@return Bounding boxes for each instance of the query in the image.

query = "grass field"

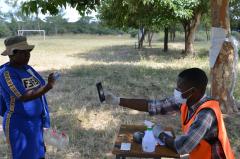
[0,34,239,158]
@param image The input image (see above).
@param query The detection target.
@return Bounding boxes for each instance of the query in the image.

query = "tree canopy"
[99,0,200,30]
[21,0,100,15]
[99,0,210,53]
[230,0,240,31]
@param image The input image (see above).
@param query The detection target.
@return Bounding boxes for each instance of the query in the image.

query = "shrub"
[128,29,138,38]
[232,31,240,41]
[0,23,11,38]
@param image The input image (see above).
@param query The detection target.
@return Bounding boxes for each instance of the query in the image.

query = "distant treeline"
[0,15,130,38]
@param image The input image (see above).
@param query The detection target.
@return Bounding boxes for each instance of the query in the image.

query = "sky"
[0,1,97,22]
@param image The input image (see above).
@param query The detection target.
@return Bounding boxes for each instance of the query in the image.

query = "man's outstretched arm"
[105,91,180,114]
[120,98,149,112]
[105,91,148,111]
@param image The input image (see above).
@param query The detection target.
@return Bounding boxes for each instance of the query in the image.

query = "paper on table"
[120,143,131,151]
[155,131,173,146]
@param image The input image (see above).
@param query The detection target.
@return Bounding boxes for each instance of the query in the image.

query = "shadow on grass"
[196,48,209,59]
[69,44,186,63]
[39,62,184,111]
[45,111,117,159]
[43,64,181,111]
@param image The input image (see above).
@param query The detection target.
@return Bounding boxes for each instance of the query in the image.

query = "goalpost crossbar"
[18,30,46,40]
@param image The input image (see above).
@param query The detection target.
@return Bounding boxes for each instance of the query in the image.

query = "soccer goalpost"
[18,30,46,40]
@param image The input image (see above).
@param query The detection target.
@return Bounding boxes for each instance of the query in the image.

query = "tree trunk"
[138,27,146,49]
[55,25,58,35]
[183,11,202,55]
[164,27,169,52]
[210,0,238,113]
[205,24,210,41]
[148,32,154,47]
[170,26,176,42]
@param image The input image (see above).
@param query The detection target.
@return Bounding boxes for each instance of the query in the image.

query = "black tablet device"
[96,82,105,102]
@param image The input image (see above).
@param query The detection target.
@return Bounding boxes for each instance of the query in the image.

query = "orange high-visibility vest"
[180,100,235,159]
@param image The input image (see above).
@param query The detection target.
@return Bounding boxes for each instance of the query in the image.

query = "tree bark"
[55,25,58,35]
[138,27,146,49]
[170,26,176,42]
[205,24,210,41]
[147,31,154,47]
[210,0,238,113]
[164,27,169,52]
[182,11,202,55]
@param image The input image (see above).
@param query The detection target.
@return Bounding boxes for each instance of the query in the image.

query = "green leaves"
[19,0,209,33]
[98,0,210,36]
[230,0,240,30]
[21,0,100,16]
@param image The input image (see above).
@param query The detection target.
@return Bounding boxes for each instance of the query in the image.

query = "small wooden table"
[112,125,180,159]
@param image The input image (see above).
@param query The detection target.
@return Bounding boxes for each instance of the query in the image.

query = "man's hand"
[105,91,120,105]
[159,132,177,153]
[153,124,163,138]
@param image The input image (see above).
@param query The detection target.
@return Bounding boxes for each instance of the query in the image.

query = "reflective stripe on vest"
[180,100,235,159]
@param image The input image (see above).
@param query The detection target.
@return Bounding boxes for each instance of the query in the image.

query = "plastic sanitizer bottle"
[142,120,156,152]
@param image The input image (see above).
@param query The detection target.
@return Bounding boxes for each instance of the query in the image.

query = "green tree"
[100,0,146,48]
[155,0,209,54]
[21,0,204,52]
[99,0,209,53]
[0,24,11,37]
[99,0,176,50]
[44,12,68,35]
[21,0,100,16]
[178,0,209,55]
[230,0,240,31]
[4,0,40,35]
[0,1,122,37]
[201,13,211,41]
[0,11,11,37]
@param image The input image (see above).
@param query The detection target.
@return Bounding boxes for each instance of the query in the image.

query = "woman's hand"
[46,73,56,89]
[19,73,56,101]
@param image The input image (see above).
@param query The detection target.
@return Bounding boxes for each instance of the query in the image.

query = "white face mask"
[173,88,193,104]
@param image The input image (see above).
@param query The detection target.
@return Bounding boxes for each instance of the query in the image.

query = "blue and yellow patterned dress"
[0,62,50,159]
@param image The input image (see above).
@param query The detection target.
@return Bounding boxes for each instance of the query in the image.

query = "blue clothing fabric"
[0,94,7,116]
[0,64,7,117]
[0,62,50,159]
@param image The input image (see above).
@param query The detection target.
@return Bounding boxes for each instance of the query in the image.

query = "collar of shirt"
[188,94,207,113]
